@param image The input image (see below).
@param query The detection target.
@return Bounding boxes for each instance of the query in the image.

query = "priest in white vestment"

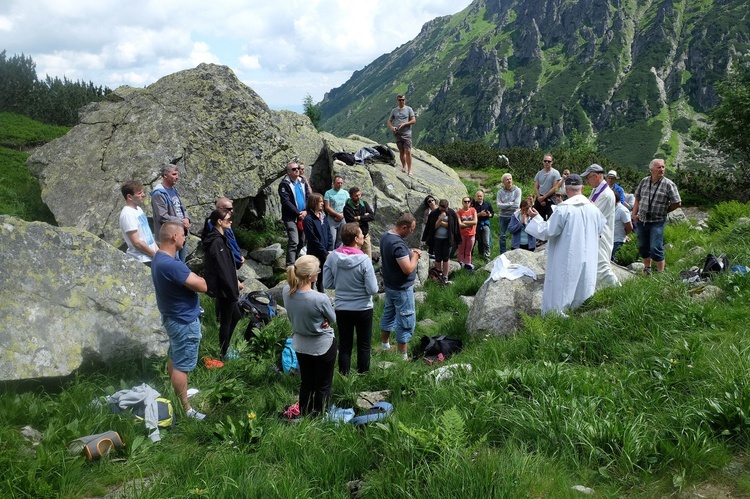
[581,163,619,290]
[526,174,606,316]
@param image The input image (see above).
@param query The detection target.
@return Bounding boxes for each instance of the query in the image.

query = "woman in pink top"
[457,197,477,270]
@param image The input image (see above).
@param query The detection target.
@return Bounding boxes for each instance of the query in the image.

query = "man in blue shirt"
[152,221,208,420]
[606,170,626,205]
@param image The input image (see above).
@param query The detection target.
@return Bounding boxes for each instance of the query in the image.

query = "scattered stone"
[426,363,472,381]
[20,426,42,446]
[460,295,474,308]
[249,243,283,266]
[571,485,594,495]
[356,390,392,410]
[689,284,724,302]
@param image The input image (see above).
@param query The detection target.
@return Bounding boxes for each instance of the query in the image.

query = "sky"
[0,0,473,113]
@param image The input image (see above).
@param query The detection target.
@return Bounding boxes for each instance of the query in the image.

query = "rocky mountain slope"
[319,0,749,168]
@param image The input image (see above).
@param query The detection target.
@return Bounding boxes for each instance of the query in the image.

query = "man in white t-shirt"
[119,180,158,266]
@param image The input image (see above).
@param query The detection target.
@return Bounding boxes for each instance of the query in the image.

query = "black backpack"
[332,151,355,166]
[419,335,463,359]
[238,291,277,341]
[701,253,730,279]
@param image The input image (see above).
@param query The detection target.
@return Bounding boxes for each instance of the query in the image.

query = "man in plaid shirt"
[631,159,682,275]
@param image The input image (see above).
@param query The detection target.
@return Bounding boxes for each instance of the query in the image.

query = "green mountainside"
[320,0,750,168]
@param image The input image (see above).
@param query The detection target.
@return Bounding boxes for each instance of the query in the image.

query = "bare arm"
[631,198,640,222]
[184,273,207,293]
[667,201,681,213]
[126,230,156,257]
[624,221,634,235]
[397,250,421,275]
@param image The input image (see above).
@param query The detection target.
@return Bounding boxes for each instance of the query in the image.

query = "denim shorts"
[636,220,666,262]
[380,286,416,344]
[164,316,202,372]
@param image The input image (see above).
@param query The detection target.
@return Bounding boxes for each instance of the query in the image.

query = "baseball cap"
[580,164,605,177]
[607,170,618,178]
[565,174,583,186]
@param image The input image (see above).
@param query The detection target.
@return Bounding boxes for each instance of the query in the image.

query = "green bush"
[707,200,750,232]
[0,147,56,223]
[234,216,285,251]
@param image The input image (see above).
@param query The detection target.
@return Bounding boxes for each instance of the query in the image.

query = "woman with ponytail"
[282,255,337,416]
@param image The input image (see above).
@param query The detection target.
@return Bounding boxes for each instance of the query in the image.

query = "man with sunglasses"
[533,154,561,221]
[279,161,311,267]
[387,94,416,176]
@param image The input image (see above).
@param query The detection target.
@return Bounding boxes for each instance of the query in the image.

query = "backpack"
[332,151,355,166]
[110,396,174,429]
[239,291,277,341]
[281,338,298,375]
[419,335,463,359]
[428,266,444,283]
[701,253,730,279]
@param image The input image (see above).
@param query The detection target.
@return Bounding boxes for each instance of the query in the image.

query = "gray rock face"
[0,216,166,381]
[26,63,466,256]
[27,63,323,249]
[321,133,467,247]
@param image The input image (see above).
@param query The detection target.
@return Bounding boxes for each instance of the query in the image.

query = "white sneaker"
[381,343,391,351]
[186,408,206,420]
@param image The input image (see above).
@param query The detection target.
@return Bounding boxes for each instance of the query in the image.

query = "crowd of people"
[116,95,681,420]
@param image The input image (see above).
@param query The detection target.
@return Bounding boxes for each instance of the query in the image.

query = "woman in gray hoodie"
[323,223,379,374]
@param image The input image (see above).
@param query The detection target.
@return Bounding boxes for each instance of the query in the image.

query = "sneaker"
[222,349,241,361]
[643,267,652,276]
[186,408,206,420]
[381,343,392,351]
[204,357,224,369]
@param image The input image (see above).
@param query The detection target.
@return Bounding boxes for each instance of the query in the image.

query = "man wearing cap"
[533,154,562,221]
[582,164,619,290]
[632,159,682,275]
[525,174,606,316]
[606,170,626,205]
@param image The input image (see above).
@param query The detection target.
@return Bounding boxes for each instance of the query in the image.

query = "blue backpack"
[281,338,298,375]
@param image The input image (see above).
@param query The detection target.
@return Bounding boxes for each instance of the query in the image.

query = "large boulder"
[0,216,166,381]
[321,133,466,247]
[467,248,637,337]
[27,63,323,249]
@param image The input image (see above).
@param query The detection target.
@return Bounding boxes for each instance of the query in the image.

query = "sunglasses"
[289,167,300,171]
[462,200,471,203]
[398,98,405,101]
[543,160,553,163]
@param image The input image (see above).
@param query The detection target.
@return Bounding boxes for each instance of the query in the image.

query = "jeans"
[475,223,491,259]
[336,308,373,374]
[611,241,624,262]
[498,216,511,254]
[163,316,202,372]
[296,338,337,416]
[380,286,416,345]
[327,215,345,249]
[284,220,306,266]
[636,220,666,262]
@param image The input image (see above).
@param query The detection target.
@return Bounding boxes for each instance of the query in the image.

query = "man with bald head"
[201,197,244,268]
[632,159,682,274]
[151,221,208,420]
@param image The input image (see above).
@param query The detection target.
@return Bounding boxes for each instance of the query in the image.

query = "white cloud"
[0,0,473,109]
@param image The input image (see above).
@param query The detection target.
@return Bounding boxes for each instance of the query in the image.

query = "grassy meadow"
[2,114,750,497]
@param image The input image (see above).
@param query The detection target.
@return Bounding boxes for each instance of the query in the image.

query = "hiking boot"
[222,349,241,361]
[643,267,652,276]
[441,276,452,285]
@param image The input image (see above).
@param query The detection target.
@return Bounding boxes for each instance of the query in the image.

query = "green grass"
[3,208,750,497]
[0,112,69,148]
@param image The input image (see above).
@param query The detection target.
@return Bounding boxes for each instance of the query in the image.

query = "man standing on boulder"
[343,186,375,259]
[151,164,191,262]
[119,180,158,266]
[380,213,421,360]
[526,175,606,316]
[324,175,349,249]
[279,161,311,267]
[533,154,561,221]
[631,159,682,275]
[387,94,416,176]
[582,164,619,290]
[151,221,208,420]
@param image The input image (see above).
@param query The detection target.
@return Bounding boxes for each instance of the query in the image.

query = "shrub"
[707,200,750,232]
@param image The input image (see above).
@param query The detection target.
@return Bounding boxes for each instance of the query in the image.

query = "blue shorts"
[636,220,666,262]
[164,316,202,372]
[380,286,416,344]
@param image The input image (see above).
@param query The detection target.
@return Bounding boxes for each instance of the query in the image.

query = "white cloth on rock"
[525,194,606,316]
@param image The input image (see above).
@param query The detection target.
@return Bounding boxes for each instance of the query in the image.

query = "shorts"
[395,134,412,150]
[164,316,202,372]
[380,286,416,344]
[433,237,450,262]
